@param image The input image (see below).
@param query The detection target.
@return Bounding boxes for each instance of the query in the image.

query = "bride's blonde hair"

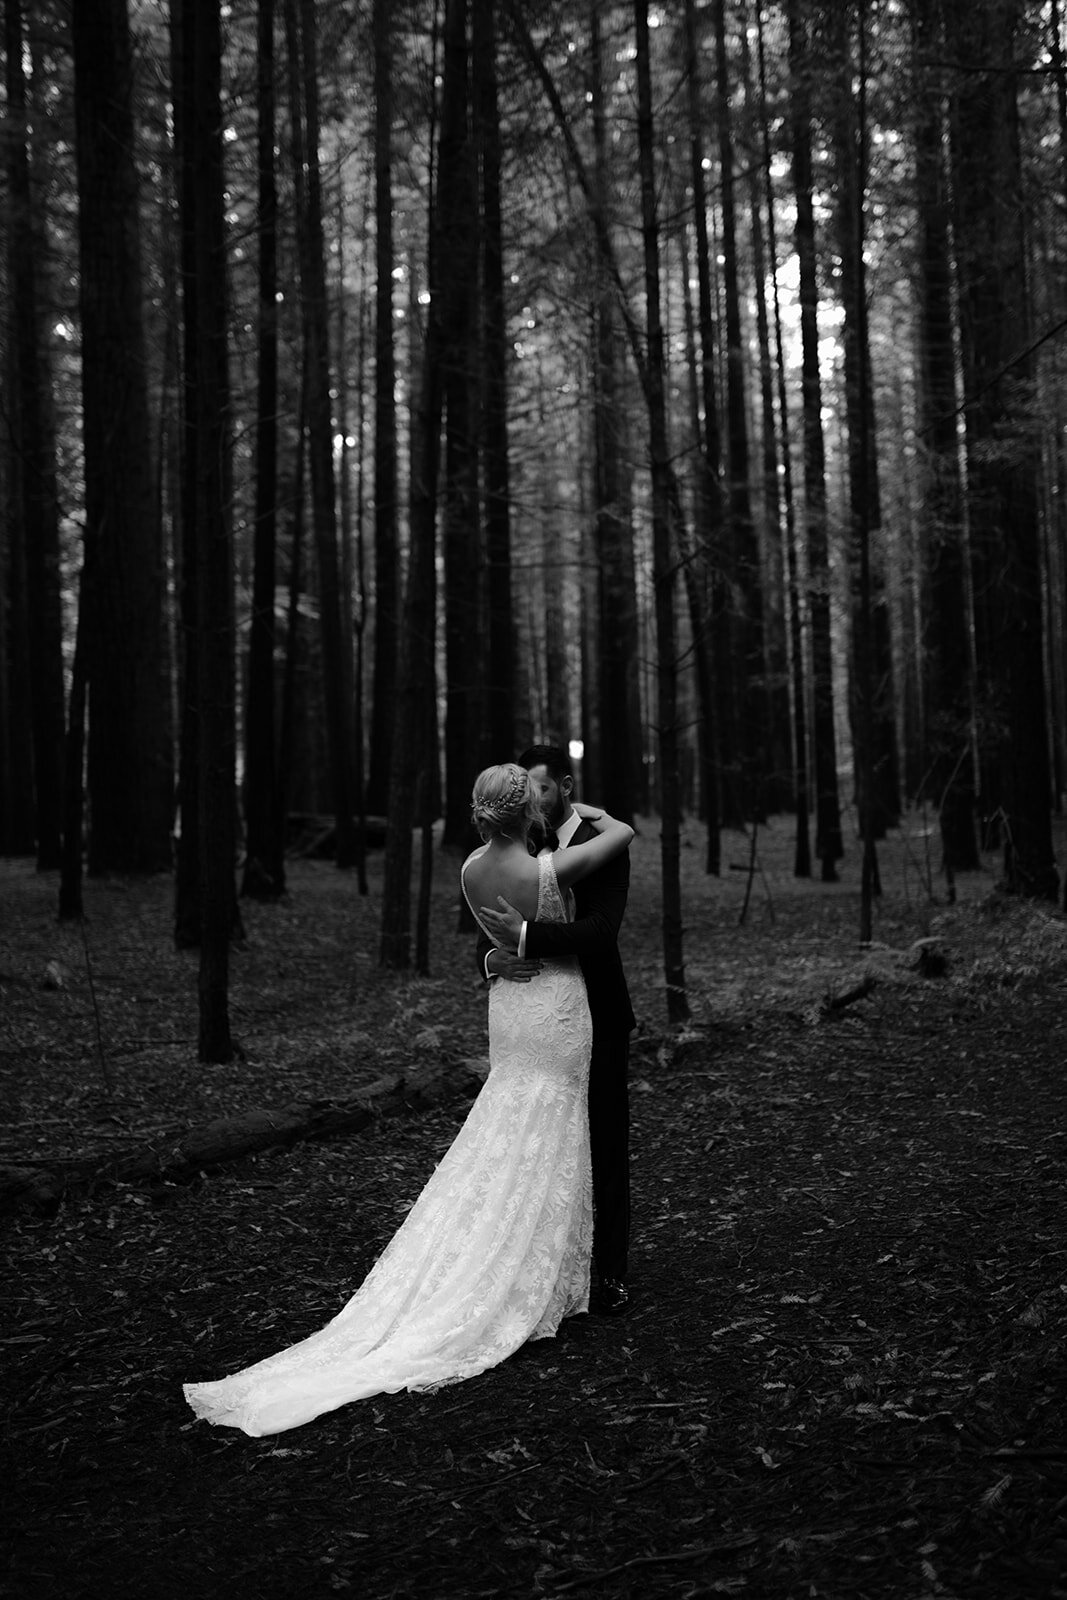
[471,763,543,842]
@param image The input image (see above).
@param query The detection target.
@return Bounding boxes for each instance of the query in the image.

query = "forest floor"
[2,812,1066,1600]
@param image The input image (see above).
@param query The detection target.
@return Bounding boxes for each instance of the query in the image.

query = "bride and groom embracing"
[183,745,636,1436]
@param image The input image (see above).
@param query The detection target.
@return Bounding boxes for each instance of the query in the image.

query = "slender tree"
[381,0,470,969]
[441,0,482,850]
[787,0,843,881]
[590,0,641,821]
[365,0,399,816]
[681,0,724,870]
[289,0,356,868]
[635,0,689,1024]
[242,0,285,900]
[72,0,173,877]
[946,0,1058,900]
[474,0,516,764]
[827,1,898,850]
[173,0,237,1057]
[755,0,811,876]
[714,0,766,826]
[908,0,979,879]
[4,0,64,871]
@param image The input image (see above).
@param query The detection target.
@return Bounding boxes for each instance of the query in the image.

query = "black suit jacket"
[476,820,636,1038]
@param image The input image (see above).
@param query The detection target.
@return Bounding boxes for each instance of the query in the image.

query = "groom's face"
[526,763,572,828]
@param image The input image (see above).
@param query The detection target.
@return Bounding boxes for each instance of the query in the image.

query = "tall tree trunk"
[4,0,64,871]
[635,0,689,1025]
[827,1,898,853]
[72,0,173,876]
[909,0,979,878]
[440,0,481,850]
[946,0,1058,901]
[714,0,766,827]
[787,0,843,881]
[755,0,810,876]
[676,221,721,870]
[289,0,355,868]
[278,373,308,837]
[591,0,640,820]
[682,0,723,868]
[473,0,515,765]
[846,1,880,940]
[366,0,399,815]
[242,0,284,900]
[380,0,470,969]
[174,0,237,1058]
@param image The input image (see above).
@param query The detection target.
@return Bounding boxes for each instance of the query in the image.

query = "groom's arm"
[475,925,542,984]
[522,849,630,962]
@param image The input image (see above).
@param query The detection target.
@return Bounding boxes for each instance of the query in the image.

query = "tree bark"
[755,0,810,877]
[72,0,173,877]
[289,0,356,869]
[946,0,1058,901]
[787,0,843,881]
[714,0,766,827]
[242,0,285,901]
[474,0,516,765]
[365,0,399,816]
[635,0,689,1025]
[4,0,65,871]
[440,0,482,851]
[175,0,238,1059]
[909,0,979,878]
[681,0,723,869]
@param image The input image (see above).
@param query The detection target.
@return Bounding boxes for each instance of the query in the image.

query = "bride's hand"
[571,801,603,822]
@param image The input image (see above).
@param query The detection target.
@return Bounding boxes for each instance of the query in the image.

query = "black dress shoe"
[596,1278,630,1316]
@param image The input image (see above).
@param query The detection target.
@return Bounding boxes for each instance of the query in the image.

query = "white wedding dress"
[182,849,593,1436]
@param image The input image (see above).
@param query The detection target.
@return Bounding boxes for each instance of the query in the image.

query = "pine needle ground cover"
[2,817,1066,1599]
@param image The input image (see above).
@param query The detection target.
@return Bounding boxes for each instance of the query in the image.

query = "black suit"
[476,821,635,1282]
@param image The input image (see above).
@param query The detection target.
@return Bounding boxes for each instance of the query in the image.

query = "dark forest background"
[3,0,1066,1058]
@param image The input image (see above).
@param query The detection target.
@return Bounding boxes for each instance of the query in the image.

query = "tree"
[4,0,65,872]
[381,0,467,970]
[474,0,516,764]
[173,0,238,1059]
[946,0,1058,900]
[590,0,641,822]
[755,0,811,877]
[365,0,399,817]
[714,0,767,827]
[71,0,173,876]
[681,0,724,870]
[908,0,979,879]
[635,0,689,1025]
[787,0,844,882]
[440,0,482,850]
[288,0,356,869]
[241,0,285,901]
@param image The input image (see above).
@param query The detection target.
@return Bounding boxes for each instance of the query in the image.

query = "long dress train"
[182,850,593,1436]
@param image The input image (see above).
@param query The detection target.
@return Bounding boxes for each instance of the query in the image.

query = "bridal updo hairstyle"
[471,763,544,843]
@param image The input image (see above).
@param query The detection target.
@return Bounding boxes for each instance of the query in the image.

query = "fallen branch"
[0,1056,487,1217]
[820,974,877,1015]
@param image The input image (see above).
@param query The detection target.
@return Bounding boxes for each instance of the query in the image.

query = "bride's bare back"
[462,843,541,922]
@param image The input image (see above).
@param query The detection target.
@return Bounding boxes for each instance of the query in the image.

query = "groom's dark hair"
[518,743,573,783]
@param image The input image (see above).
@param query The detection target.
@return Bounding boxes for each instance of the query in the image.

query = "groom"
[476,743,635,1315]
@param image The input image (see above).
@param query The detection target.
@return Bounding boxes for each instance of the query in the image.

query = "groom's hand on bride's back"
[485,949,542,983]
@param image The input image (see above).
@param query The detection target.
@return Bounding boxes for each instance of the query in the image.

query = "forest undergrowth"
[2,813,1066,1599]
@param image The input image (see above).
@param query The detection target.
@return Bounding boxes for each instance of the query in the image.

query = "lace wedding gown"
[182,849,593,1436]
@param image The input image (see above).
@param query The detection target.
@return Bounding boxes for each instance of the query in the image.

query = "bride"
[182,763,634,1435]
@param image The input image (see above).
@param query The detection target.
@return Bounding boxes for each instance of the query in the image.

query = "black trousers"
[588,1031,631,1281]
